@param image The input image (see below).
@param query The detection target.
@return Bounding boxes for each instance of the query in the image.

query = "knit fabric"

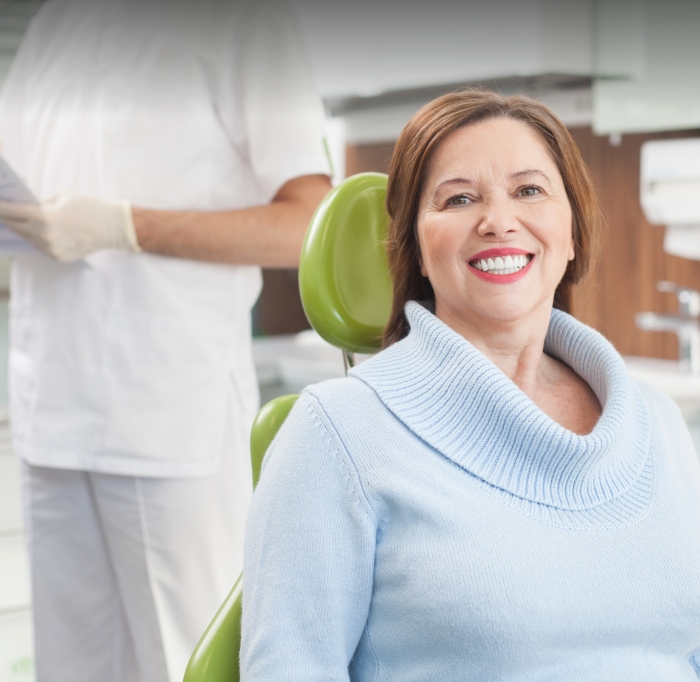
[242,302,700,682]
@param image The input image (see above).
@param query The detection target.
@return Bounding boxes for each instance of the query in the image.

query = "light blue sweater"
[242,302,700,681]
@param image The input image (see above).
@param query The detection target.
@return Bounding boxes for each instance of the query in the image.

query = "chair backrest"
[250,394,300,488]
[183,574,243,682]
[183,173,390,682]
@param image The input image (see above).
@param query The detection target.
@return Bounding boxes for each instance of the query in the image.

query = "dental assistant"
[242,91,700,680]
[0,1,331,681]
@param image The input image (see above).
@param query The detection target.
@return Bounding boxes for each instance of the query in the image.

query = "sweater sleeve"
[241,391,377,682]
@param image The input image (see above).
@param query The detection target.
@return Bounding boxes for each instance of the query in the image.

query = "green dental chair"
[183,172,392,682]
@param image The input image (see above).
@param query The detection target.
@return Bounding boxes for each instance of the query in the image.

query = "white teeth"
[471,254,532,275]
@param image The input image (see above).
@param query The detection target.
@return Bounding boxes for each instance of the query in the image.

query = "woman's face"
[417,117,574,331]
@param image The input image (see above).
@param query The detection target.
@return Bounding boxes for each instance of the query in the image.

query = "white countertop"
[253,330,373,392]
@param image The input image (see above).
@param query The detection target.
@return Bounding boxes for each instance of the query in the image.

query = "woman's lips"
[470,247,532,260]
[468,250,535,284]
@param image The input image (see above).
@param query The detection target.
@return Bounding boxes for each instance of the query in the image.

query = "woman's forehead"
[425,118,559,186]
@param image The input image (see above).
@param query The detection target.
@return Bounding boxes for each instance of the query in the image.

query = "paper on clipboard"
[0,156,37,253]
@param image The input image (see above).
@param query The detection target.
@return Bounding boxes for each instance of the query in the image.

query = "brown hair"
[382,89,600,347]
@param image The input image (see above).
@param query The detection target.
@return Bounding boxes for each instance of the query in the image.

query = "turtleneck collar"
[350,302,651,512]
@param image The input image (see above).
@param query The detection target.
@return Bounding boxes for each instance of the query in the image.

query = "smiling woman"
[417,120,575,325]
[384,91,599,346]
[241,91,700,682]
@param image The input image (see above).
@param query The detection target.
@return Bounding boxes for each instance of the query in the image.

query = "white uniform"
[0,0,330,679]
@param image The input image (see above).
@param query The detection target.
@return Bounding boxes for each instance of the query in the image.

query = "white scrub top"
[0,0,331,477]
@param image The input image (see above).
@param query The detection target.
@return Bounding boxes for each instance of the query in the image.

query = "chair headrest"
[299,173,392,354]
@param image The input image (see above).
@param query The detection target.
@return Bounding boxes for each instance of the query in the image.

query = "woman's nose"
[476,198,520,238]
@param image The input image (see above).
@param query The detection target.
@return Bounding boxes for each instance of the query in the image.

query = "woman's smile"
[468,247,535,283]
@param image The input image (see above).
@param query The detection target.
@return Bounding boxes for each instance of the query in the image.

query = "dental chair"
[183,172,391,682]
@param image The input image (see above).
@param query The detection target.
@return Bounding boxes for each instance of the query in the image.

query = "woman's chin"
[473,306,534,326]
[438,294,553,331]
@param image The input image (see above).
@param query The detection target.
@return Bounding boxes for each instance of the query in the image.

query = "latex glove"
[0,192,141,263]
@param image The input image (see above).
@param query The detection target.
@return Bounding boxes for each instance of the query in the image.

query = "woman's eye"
[446,194,471,207]
[518,185,542,197]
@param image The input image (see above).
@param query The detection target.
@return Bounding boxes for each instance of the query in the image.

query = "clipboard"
[0,156,36,253]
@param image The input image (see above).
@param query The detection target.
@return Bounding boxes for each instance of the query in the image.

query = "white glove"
[0,192,141,263]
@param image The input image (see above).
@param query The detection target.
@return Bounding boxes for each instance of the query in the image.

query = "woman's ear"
[568,221,576,261]
[416,239,428,277]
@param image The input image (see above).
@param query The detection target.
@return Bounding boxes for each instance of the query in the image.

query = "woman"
[241,91,700,681]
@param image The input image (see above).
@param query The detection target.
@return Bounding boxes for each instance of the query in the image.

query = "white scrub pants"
[21,451,252,682]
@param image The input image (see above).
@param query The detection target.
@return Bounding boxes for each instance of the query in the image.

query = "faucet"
[635,281,700,373]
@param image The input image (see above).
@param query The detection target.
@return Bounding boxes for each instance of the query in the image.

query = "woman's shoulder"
[258,377,388,516]
[631,377,685,422]
[265,375,388,447]
[296,374,389,433]
[631,377,699,469]
[305,373,379,401]
[265,375,399,475]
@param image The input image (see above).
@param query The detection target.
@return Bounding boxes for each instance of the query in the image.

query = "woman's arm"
[241,392,377,681]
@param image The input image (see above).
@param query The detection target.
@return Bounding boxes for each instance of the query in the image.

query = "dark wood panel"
[569,127,700,359]
[253,269,310,336]
[346,143,395,177]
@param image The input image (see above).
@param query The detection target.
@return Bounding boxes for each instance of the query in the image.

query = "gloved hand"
[0,192,141,262]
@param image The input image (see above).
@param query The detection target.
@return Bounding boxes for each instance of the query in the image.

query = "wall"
[593,0,700,134]
[0,1,43,85]
[289,0,611,101]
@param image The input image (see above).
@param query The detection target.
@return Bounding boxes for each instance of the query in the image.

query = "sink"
[624,356,700,422]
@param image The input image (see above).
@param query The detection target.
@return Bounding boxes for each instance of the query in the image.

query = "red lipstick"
[470,247,532,260]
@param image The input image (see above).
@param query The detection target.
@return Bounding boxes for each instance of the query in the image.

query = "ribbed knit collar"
[351,302,651,512]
